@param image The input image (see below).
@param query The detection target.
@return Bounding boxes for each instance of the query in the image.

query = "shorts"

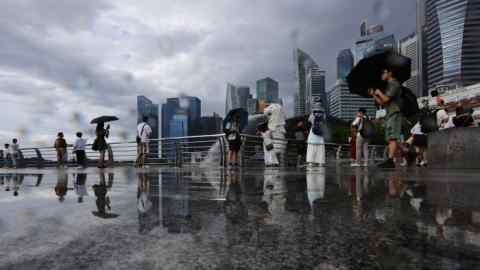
[412,134,427,147]
[385,113,402,141]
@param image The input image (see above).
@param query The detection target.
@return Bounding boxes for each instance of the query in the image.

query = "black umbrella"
[256,122,269,132]
[223,108,249,132]
[90,115,119,124]
[347,51,412,98]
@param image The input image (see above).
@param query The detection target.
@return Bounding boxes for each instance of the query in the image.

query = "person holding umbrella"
[347,51,413,169]
[224,109,248,167]
[91,116,117,168]
[368,67,404,169]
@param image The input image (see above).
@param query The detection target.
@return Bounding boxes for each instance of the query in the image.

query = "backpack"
[398,86,420,124]
[419,109,439,133]
[360,118,375,138]
[312,115,324,136]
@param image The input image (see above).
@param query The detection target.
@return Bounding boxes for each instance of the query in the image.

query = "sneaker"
[350,162,361,167]
[378,159,395,169]
[400,159,408,167]
[362,162,368,167]
[420,161,427,167]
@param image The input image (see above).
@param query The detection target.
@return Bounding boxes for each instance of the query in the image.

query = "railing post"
[34,148,44,168]
[175,141,183,167]
[336,146,342,161]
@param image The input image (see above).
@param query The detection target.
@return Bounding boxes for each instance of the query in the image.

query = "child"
[73,132,87,168]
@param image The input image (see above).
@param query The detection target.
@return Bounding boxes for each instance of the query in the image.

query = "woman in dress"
[306,107,326,168]
[95,123,109,168]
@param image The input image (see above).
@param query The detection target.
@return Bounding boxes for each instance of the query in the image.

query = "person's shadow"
[92,171,118,219]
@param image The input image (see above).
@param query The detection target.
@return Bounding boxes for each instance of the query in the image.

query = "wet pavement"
[1,165,480,270]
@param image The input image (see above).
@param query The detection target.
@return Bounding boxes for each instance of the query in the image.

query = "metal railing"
[0,134,385,168]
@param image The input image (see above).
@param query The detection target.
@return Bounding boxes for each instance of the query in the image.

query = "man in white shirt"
[436,100,450,130]
[73,132,87,168]
[136,116,153,167]
[351,108,369,167]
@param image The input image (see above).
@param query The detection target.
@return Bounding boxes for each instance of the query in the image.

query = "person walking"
[369,68,404,169]
[258,124,279,167]
[306,104,326,168]
[351,108,369,167]
[54,132,68,167]
[93,123,109,168]
[408,122,428,167]
[10,139,20,168]
[136,116,153,168]
[73,132,87,168]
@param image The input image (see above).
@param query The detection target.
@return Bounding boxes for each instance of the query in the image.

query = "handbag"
[266,143,274,151]
[92,138,99,151]
[227,132,238,141]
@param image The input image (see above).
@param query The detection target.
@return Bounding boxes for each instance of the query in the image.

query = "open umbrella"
[90,115,119,124]
[256,122,269,132]
[223,108,248,132]
[347,51,411,98]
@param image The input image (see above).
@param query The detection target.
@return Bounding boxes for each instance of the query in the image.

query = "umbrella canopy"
[347,51,411,98]
[91,211,119,219]
[223,108,249,132]
[90,115,119,124]
[256,122,269,132]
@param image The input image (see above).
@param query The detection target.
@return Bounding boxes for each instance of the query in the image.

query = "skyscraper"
[354,22,396,64]
[169,112,189,138]
[256,77,279,103]
[294,48,328,116]
[419,0,480,92]
[328,81,376,121]
[225,83,250,114]
[137,96,159,155]
[161,96,201,138]
[305,67,327,115]
[337,49,354,81]
[400,33,420,97]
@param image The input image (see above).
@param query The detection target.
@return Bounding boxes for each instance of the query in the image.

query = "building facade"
[419,0,480,92]
[137,96,159,155]
[161,96,201,138]
[256,77,279,103]
[328,81,377,122]
[337,49,354,81]
[198,113,223,135]
[225,83,251,115]
[354,23,396,64]
[399,33,420,97]
[305,67,327,114]
[169,113,189,138]
[294,48,328,116]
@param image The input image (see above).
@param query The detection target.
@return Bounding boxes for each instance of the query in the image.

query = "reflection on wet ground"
[1,165,480,269]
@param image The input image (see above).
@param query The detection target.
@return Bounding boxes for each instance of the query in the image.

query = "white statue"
[263,104,287,162]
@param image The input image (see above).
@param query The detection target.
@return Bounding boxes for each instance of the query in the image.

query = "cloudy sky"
[0,0,415,146]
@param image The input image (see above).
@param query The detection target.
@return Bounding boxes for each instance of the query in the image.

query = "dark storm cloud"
[0,0,416,144]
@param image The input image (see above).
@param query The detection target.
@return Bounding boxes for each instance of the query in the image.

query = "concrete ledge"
[429,127,480,169]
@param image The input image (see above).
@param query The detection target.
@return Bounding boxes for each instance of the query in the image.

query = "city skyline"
[0,1,416,145]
